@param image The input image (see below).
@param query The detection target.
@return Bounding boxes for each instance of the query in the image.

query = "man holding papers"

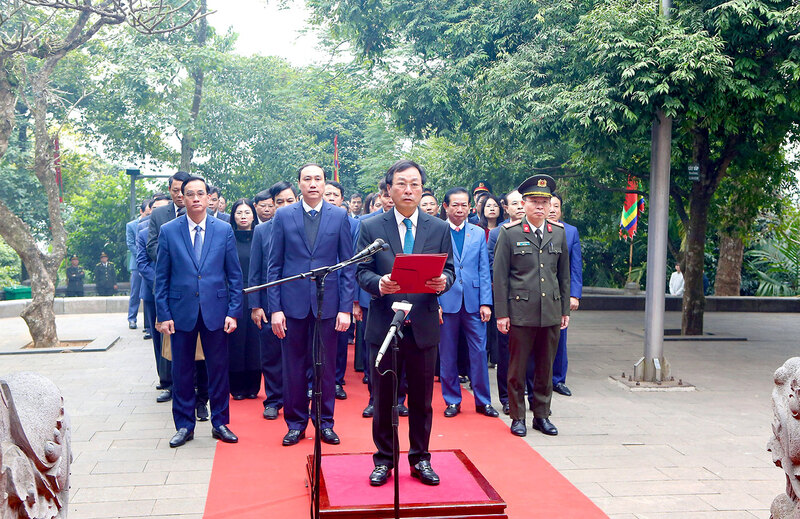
[356,159,455,487]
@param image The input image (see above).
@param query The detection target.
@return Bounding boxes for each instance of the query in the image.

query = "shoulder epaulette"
[503,221,521,229]
[548,219,564,228]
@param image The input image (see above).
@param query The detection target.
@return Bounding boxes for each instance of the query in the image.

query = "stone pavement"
[0,309,792,518]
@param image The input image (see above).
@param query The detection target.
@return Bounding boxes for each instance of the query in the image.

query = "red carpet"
[204,345,608,518]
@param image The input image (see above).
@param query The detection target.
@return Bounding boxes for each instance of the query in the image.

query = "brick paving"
[0,308,792,518]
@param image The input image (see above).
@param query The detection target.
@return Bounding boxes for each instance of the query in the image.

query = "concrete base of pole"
[632,355,671,382]
[608,375,694,392]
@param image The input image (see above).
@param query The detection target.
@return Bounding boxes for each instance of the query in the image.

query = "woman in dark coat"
[227,198,262,400]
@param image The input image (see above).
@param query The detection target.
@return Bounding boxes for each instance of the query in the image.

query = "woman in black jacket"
[227,198,262,400]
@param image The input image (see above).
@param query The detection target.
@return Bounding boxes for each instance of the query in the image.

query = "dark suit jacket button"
[195,292,199,296]
[198,275,201,279]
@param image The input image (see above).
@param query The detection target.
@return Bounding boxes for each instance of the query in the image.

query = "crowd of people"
[125,160,583,486]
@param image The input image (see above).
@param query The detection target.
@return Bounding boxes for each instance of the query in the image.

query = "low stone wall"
[0,296,132,319]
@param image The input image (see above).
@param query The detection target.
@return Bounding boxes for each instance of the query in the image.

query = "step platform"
[306,449,507,518]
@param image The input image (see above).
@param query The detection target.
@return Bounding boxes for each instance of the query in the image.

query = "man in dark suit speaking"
[357,160,455,487]
[155,176,243,448]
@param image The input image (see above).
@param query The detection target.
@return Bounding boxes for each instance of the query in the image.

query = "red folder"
[390,253,448,294]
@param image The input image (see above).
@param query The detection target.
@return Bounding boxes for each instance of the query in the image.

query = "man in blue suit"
[268,164,356,447]
[525,192,582,406]
[156,176,243,448]
[137,195,172,402]
[438,187,499,418]
[248,181,298,421]
[126,200,149,329]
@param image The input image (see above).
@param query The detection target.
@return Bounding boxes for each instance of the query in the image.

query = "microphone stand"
[375,317,404,519]
[244,247,383,519]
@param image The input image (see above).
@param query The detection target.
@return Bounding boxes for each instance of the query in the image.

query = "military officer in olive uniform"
[493,174,570,437]
[66,254,85,297]
[94,252,118,296]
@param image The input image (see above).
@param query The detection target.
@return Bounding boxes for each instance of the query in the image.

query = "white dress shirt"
[302,199,323,214]
[394,208,420,251]
[187,215,207,247]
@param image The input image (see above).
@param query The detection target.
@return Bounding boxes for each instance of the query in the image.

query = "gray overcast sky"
[206,0,325,66]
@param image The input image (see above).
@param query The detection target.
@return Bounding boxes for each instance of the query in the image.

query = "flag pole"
[628,238,634,280]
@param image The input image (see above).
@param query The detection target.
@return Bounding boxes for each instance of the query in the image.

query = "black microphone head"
[380,243,390,251]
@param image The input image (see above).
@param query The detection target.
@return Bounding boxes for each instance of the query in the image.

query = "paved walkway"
[0,310,791,518]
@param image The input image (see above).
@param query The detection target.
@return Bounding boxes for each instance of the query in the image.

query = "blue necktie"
[194,226,203,262]
[403,218,414,254]
[308,209,318,217]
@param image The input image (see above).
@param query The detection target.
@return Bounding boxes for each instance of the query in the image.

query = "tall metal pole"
[639,0,673,382]
[129,175,137,220]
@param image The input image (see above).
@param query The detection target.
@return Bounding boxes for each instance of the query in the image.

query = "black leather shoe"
[369,465,391,486]
[232,394,245,401]
[532,417,558,435]
[321,428,340,445]
[510,419,527,437]
[397,404,409,417]
[335,384,347,400]
[410,460,440,486]
[246,393,258,399]
[459,376,469,384]
[143,331,152,340]
[444,404,460,417]
[362,404,374,418]
[476,404,499,417]
[128,321,137,329]
[212,425,239,443]
[502,402,510,415]
[362,375,368,384]
[156,389,172,403]
[553,383,572,396]
[282,429,305,446]
[307,388,312,399]
[156,383,166,390]
[196,402,209,422]
[263,406,279,420]
[169,428,193,448]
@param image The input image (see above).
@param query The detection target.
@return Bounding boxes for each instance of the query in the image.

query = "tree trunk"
[681,184,710,335]
[179,0,207,172]
[19,255,59,349]
[715,233,743,296]
[0,59,17,159]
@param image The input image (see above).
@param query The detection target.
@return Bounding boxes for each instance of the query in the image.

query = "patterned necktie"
[403,218,414,254]
[309,209,318,217]
[177,207,186,217]
[535,228,543,247]
[194,226,203,262]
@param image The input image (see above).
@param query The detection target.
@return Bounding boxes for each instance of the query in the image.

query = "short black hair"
[552,192,563,205]
[140,199,150,212]
[168,170,190,187]
[385,159,426,187]
[297,163,326,180]
[149,193,170,207]
[180,175,208,194]
[420,191,437,202]
[378,179,389,195]
[208,185,221,196]
[253,189,272,204]
[325,180,344,197]
[422,187,434,195]
[443,187,469,206]
[349,192,363,200]
[269,181,298,200]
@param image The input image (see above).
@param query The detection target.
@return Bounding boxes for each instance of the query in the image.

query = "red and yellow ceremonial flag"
[619,176,645,240]
[333,134,340,182]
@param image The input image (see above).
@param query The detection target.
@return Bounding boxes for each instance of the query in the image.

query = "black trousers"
[507,324,559,420]
[370,326,436,468]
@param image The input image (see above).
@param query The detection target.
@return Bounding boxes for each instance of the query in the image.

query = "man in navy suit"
[156,176,243,448]
[248,181,298,421]
[268,165,355,447]
[526,193,582,401]
[137,195,172,403]
[438,187,499,418]
[323,179,360,401]
[488,190,525,415]
[207,185,230,222]
[357,160,455,487]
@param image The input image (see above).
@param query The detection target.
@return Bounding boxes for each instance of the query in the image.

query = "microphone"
[351,238,388,262]
[375,301,412,368]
